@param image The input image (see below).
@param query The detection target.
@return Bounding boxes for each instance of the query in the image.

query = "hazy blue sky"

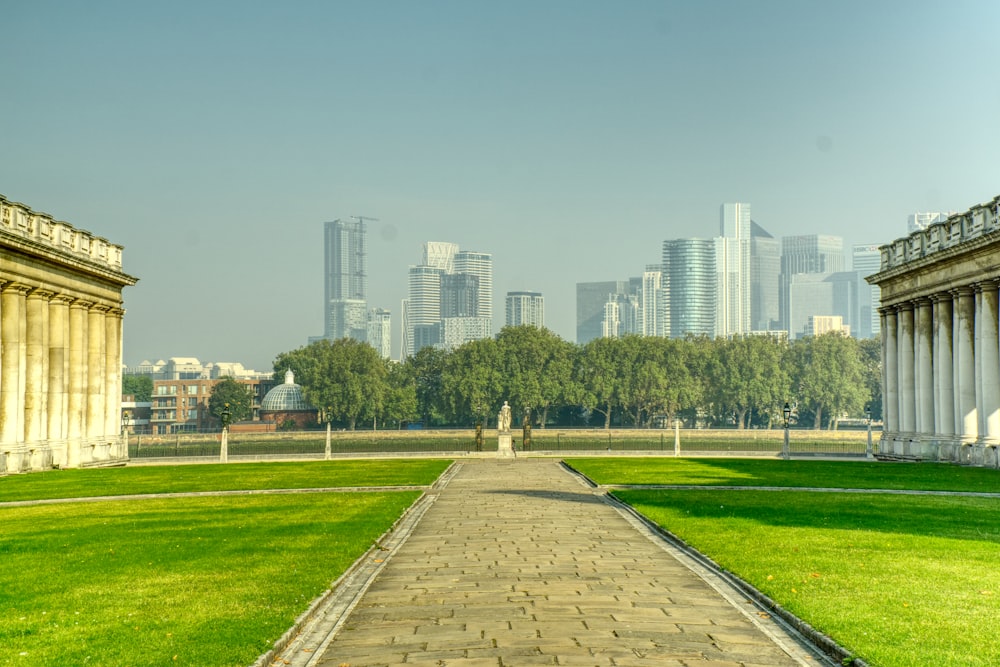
[3,1,998,370]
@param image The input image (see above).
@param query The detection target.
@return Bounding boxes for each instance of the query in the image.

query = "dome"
[261,370,313,412]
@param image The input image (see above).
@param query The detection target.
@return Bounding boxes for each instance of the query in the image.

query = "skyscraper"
[404,245,493,356]
[641,266,665,337]
[576,281,629,343]
[506,291,545,327]
[324,219,367,342]
[717,203,752,336]
[663,239,717,338]
[907,212,951,234]
[852,244,882,338]
[750,221,780,331]
[454,250,493,326]
[366,308,392,359]
[779,235,844,332]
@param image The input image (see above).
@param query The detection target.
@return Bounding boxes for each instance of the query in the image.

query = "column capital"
[50,293,75,306]
[931,291,953,303]
[895,301,915,312]
[2,281,33,296]
[27,287,56,301]
[89,303,111,314]
[951,285,976,297]
[70,298,94,310]
[106,307,125,319]
[913,296,933,307]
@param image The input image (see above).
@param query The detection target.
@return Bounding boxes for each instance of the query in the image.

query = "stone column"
[86,304,109,443]
[933,294,955,441]
[883,308,899,438]
[1,283,31,448]
[104,308,124,438]
[66,299,92,468]
[897,304,916,435]
[47,295,72,460]
[24,289,53,451]
[955,287,978,444]
[915,298,935,440]
[978,280,1000,444]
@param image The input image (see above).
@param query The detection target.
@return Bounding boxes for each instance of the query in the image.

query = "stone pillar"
[66,299,92,468]
[1,283,31,449]
[978,281,1000,445]
[955,287,978,444]
[47,295,72,463]
[105,308,124,440]
[883,308,899,439]
[24,289,53,453]
[915,298,935,442]
[933,294,955,441]
[897,304,916,436]
[86,305,109,444]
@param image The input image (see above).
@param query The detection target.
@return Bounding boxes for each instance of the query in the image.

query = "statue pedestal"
[497,431,515,458]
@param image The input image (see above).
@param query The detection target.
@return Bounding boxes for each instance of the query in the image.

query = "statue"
[498,401,512,432]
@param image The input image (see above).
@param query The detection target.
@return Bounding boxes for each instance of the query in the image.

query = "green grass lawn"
[0,492,420,667]
[564,458,1000,666]
[565,456,1000,492]
[0,459,451,503]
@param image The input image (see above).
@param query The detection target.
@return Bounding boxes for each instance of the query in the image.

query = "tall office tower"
[750,221,780,331]
[367,308,392,359]
[852,244,882,338]
[406,265,443,355]
[779,235,844,332]
[641,266,666,337]
[663,239,717,338]
[907,212,950,234]
[602,300,621,338]
[454,251,493,323]
[601,292,640,338]
[324,219,368,342]
[506,291,545,327]
[440,273,480,318]
[423,241,459,272]
[716,203,752,336]
[786,272,857,339]
[576,280,629,343]
[399,298,410,359]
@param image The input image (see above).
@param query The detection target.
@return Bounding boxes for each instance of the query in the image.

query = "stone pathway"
[275,459,833,666]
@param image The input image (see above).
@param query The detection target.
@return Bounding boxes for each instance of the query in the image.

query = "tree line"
[270,326,882,431]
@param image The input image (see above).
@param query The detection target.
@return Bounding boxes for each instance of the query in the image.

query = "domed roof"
[261,370,314,412]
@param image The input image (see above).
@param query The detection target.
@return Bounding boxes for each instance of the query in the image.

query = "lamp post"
[325,406,332,460]
[121,410,131,456]
[220,402,232,463]
[865,408,874,460]
[782,402,791,460]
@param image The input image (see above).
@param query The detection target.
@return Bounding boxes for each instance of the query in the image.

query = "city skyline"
[3,2,997,369]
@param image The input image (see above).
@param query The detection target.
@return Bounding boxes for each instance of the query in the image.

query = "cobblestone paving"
[297,459,828,666]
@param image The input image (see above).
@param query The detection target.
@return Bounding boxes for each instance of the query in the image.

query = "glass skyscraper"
[663,239,717,338]
[324,219,367,342]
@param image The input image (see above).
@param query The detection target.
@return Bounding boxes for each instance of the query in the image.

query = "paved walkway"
[273,459,833,667]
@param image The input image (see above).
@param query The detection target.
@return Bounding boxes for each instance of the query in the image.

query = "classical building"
[1,195,137,473]
[868,195,1000,467]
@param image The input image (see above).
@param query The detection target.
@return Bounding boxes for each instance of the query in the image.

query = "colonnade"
[872,195,1000,467]
[0,281,126,472]
[1,194,136,473]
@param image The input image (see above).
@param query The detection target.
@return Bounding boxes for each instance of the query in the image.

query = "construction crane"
[350,215,379,224]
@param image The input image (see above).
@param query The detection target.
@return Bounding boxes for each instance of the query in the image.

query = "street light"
[865,407,874,460]
[121,410,131,454]
[782,402,791,460]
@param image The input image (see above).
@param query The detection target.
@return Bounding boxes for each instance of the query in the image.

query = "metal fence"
[127,427,874,460]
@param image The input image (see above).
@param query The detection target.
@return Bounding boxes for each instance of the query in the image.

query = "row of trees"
[270,326,882,431]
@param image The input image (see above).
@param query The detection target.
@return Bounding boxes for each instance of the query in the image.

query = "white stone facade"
[868,195,1000,466]
[0,195,136,473]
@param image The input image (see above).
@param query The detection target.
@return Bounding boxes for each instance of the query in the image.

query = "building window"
[188,385,199,395]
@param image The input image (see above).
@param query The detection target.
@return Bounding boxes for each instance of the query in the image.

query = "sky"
[3,1,998,370]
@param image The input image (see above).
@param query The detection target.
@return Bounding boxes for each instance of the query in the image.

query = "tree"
[122,374,153,402]
[858,337,883,421]
[440,338,503,426]
[576,337,627,429]
[208,377,253,424]
[380,359,418,429]
[711,335,790,429]
[401,346,448,426]
[273,338,387,430]
[791,333,868,429]
[495,325,575,427]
